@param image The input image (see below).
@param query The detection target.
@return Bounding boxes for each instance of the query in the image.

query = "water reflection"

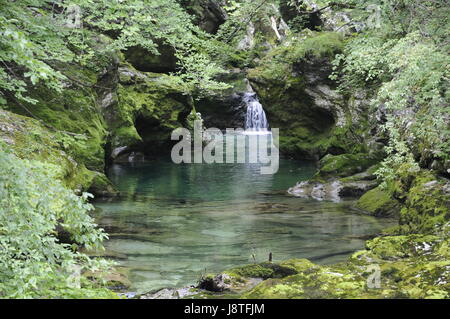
[94,150,396,293]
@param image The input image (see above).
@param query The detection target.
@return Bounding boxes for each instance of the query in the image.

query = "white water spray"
[244,92,269,134]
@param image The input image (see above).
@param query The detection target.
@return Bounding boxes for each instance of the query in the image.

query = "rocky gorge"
[0,0,448,299]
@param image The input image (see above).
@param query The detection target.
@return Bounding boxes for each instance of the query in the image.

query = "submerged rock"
[254,202,290,214]
[84,267,132,291]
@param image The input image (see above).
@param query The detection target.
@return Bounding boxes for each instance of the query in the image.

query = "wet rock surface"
[140,287,198,300]
[288,168,379,202]
[198,273,234,292]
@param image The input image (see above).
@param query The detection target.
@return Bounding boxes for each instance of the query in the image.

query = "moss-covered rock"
[89,172,119,197]
[1,33,190,191]
[167,229,448,299]
[393,171,450,235]
[84,267,131,291]
[196,70,249,129]
[353,167,450,230]
[225,262,298,280]
[242,263,367,299]
[247,31,372,159]
[316,153,380,178]
[288,165,380,201]
[195,229,450,299]
[195,168,449,299]
[196,260,312,296]
[106,64,191,160]
[0,110,99,192]
[0,34,122,196]
[5,61,109,172]
[356,186,401,217]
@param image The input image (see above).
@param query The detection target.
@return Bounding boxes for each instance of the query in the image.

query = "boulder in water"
[288,165,380,201]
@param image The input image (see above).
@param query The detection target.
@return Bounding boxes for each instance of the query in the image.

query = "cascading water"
[244,92,269,132]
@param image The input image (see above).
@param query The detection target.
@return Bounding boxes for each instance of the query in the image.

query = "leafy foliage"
[216,0,273,43]
[253,31,343,81]
[0,0,448,299]
[0,143,116,298]
[328,0,450,182]
[0,0,69,104]
[0,0,229,105]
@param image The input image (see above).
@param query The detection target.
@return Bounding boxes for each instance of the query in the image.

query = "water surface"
[94,137,396,293]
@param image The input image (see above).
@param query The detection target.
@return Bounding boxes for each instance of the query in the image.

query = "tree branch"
[224,0,270,44]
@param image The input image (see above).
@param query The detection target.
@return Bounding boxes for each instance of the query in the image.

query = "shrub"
[0,143,116,298]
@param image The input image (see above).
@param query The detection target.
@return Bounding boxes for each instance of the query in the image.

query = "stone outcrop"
[195,70,251,129]
[0,109,116,195]
[247,31,373,160]
[2,34,193,193]
[181,0,228,34]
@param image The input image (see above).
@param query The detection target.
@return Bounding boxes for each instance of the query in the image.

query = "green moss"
[384,170,450,234]
[252,31,344,82]
[339,164,380,183]
[242,263,368,299]
[196,220,449,299]
[357,186,401,217]
[317,153,379,178]
[353,168,448,235]
[246,31,368,159]
[0,110,96,191]
[111,65,190,149]
[89,172,119,197]
[364,235,441,260]
[225,262,297,280]
[112,125,143,148]
[5,67,108,171]
[278,259,316,273]
[278,132,336,160]
[235,231,449,299]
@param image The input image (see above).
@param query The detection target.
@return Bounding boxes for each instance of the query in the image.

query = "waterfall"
[243,92,269,132]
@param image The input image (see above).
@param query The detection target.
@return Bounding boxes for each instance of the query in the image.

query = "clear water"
[93,135,396,293]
